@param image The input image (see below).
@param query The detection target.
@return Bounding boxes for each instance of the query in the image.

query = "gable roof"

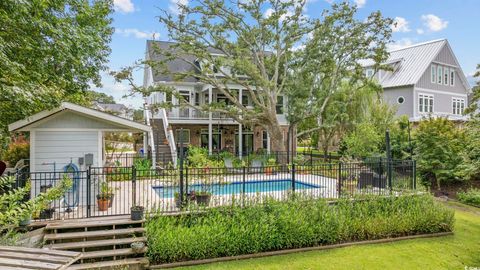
[362,39,469,90]
[147,40,226,83]
[8,102,151,132]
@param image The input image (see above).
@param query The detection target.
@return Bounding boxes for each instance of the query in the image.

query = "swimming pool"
[152,179,323,198]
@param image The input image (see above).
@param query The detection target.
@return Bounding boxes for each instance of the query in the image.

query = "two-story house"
[362,39,470,121]
[143,41,290,162]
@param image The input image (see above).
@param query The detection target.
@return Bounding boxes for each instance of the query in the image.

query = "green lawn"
[178,201,480,270]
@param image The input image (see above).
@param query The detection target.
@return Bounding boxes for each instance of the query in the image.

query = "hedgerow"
[146,195,454,264]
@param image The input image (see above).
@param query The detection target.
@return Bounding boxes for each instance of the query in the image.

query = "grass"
[174,201,480,270]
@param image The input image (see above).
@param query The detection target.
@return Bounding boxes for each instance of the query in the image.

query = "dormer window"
[431,64,436,83]
[450,69,455,86]
[437,66,442,84]
[444,67,449,85]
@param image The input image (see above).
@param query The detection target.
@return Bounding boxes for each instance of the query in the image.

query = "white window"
[437,66,442,84]
[452,98,465,115]
[444,67,449,85]
[176,129,190,144]
[419,94,434,113]
[431,64,437,83]
[276,96,284,114]
[450,69,455,86]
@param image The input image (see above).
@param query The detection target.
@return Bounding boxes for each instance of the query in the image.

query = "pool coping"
[148,231,454,269]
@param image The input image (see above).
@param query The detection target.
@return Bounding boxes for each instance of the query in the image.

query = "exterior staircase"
[151,118,173,165]
[43,216,148,270]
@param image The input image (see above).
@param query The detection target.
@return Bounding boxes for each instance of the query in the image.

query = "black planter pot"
[195,194,211,206]
[131,206,144,220]
[39,208,54,219]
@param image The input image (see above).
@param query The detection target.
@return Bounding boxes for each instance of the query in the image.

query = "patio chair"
[224,158,242,174]
[249,159,263,174]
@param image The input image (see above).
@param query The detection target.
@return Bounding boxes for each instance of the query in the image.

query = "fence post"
[86,167,91,218]
[242,166,246,206]
[132,165,137,208]
[337,162,342,198]
[292,163,296,194]
[412,160,417,190]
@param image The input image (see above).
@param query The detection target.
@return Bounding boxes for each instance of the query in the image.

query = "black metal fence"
[14,159,416,221]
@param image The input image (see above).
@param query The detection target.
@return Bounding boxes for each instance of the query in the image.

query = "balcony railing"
[166,109,233,120]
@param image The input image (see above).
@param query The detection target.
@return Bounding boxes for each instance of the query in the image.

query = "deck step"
[46,218,144,230]
[67,257,148,270]
[81,247,147,259]
[45,227,145,241]
[49,237,146,250]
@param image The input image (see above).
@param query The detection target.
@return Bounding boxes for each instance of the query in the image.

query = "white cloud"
[263,7,294,21]
[354,0,366,8]
[92,73,143,108]
[113,0,135,13]
[387,38,414,51]
[421,14,448,32]
[169,0,189,15]
[391,17,410,33]
[116,28,159,39]
[416,28,424,35]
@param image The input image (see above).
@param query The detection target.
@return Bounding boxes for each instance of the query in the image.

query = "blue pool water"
[152,179,322,198]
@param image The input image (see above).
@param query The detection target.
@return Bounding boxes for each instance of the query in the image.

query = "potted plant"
[96,193,110,211]
[174,192,182,208]
[99,182,115,207]
[265,158,276,175]
[39,207,55,219]
[131,240,145,253]
[131,205,144,220]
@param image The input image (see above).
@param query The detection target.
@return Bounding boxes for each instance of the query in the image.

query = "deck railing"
[16,159,416,221]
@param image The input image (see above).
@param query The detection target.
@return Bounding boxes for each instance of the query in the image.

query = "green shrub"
[414,117,464,190]
[457,188,480,207]
[146,195,454,264]
[2,142,29,167]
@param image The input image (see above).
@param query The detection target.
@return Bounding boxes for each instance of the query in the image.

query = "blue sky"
[100,0,480,108]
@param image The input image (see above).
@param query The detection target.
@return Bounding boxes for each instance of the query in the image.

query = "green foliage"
[457,188,480,208]
[340,101,396,158]
[0,0,113,139]
[1,142,29,167]
[343,122,383,158]
[457,119,480,181]
[0,175,72,230]
[414,117,464,189]
[146,195,454,263]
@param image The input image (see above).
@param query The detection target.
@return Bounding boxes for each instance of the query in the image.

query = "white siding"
[34,131,99,172]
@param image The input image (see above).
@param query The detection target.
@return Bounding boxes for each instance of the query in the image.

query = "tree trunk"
[266,120,287,164]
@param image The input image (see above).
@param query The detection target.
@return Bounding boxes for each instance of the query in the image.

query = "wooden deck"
[0,246,81,270]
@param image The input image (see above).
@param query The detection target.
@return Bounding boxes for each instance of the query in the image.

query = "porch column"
[267,131,271,154]
[238,89,243,159]
[208,86,213,154]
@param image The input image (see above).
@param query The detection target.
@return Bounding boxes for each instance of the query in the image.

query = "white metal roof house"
[8,102,152,173]
[361,39,470,121]
[143,40,290,160]
[92,102,134,120]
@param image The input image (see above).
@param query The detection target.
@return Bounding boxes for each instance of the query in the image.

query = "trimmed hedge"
[146,195,454,264]
[457,188,480,207]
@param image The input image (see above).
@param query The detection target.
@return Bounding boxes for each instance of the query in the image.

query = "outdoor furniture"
[224,158,242,174]
[358,171,386,189]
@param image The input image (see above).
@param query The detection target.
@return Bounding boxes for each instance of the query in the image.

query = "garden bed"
[145,194,454,265]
